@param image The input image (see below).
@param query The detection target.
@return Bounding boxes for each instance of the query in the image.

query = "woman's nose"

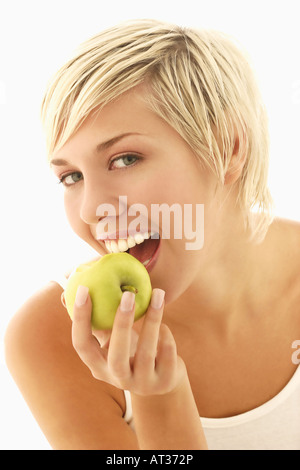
[79,177,117,226]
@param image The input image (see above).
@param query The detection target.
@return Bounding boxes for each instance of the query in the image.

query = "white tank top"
[53,275,300,449]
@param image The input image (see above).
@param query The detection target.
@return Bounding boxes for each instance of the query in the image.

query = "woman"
[5,19,300,450]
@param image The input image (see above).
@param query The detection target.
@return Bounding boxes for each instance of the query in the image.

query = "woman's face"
[50,86,222,304]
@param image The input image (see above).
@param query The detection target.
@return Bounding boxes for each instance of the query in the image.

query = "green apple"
[64,252,152,330]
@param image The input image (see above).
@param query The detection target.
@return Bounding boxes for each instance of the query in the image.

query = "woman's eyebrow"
[50,132,142,166]
[95,132,142,152]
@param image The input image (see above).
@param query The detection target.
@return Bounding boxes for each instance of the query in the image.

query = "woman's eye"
[59,171,83,186]
[57,154,140,186]
[110,154,140,170]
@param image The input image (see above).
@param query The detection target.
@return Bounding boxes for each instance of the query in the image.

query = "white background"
[0,0,299,450]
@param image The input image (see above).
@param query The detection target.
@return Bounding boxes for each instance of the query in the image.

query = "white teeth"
[105,241,112,253]
[105,239,128,253]
[110,240,120,253]
[127,235,136,248]
[103,231,157,254]
[134,233,144,244]
[117,239,129,252]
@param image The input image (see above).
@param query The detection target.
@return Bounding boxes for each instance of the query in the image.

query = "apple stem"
[121,285,138,294]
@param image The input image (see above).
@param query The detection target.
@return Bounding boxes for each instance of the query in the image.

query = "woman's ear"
[224,131,247,185]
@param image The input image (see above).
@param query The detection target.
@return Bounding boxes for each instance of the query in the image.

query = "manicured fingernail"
[150,289,165,309]
[120,291,135,312]
[75,285,89,307]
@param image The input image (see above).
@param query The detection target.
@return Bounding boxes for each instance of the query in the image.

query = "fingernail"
[150,289,165,309]
[120,291,135,312]
[75,285,89,307]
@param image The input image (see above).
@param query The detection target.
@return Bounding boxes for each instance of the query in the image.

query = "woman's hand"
[69,286,187,396]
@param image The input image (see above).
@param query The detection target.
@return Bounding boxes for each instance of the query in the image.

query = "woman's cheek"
[64,196,89,241]
[149,238,199,305]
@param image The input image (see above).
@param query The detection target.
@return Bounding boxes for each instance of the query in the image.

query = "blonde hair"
[41,18,273,241]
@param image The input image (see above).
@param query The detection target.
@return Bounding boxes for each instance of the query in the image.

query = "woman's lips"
[96,230,161,273]
[98,231,159,255]
[143,236,161,273]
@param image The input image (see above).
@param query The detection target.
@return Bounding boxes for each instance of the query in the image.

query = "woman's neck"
[165,211,273,332]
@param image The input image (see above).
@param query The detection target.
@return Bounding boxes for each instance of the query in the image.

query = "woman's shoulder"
[4,280,94,383]
[5,281,68,347]
[4,281,80,397]
[268,216,300,259]
[4,281,134,449]
[5,281,67,354]
[4,255,101,370]
[268,216,300,300]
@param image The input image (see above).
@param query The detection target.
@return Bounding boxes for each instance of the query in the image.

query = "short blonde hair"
[41,18,273,241]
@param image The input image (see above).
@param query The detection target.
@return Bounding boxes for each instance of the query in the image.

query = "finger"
[155,324,178,381]
[134,289,165,374]
[92,330,111,349]
[71,286,105,369]
[107,291,135,381]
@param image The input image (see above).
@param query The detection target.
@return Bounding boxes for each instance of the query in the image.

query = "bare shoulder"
[4,282,138,450]
[5,281,80,379]
[267,217,300,305]
[268,216,300,266]
[270,215,300,236]
[5,282,71,355]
